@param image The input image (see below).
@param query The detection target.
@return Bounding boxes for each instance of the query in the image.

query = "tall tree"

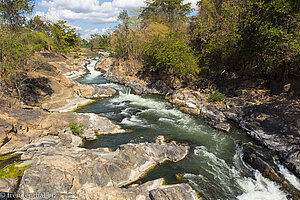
[51,20,79,53]
[140,0,193,30]
[0,0,34,28]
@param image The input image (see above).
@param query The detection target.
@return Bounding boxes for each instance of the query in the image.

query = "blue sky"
[33,0,198,39]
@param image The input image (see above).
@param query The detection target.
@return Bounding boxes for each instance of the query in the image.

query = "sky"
[33,0,199,39]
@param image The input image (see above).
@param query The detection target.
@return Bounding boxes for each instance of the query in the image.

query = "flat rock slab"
[58,178,198,200]
[0,109,127,154]
[18,142,189,198]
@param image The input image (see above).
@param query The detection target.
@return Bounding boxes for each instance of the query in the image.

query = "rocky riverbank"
[0,51,199,199]
[95,56,300,181]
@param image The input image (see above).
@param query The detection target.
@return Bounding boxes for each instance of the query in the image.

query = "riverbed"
[75,58,300,200]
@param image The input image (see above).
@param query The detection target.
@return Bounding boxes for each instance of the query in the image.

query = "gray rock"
[18,142,190,198]
[0,178,16,193]
[58,178,198,200]
[83,86,118,99]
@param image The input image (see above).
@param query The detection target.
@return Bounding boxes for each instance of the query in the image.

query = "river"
[75,58,300,200]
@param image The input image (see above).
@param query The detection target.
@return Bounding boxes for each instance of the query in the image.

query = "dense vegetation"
[0,0,299,101]
[0,0,80,100]
[111,0,299,80]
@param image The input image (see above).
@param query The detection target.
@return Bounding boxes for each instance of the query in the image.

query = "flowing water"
[75,58,300,200]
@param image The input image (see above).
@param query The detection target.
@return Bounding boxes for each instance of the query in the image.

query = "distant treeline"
[0,0,299,99]
[109,0,299,81]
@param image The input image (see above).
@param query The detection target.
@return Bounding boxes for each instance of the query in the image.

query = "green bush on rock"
[208,90,226,102]
[69,121,83,136]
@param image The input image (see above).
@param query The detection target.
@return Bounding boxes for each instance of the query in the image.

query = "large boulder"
[58,178,198,200]
[242,144,300,199]
[18,141,190,198]
[169,89,231,132]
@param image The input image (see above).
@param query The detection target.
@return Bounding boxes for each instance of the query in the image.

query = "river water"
[75,58,300,200]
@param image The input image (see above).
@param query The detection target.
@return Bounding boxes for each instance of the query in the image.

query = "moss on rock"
[0,162,31,180]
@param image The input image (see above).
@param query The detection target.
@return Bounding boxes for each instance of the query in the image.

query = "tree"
[90,34,110,50]
[0,0,34,28]
[144,31,198,76]
[27,16,52,50]
[140,0,193,30]
[239,0,300,78]
[51,20,79,53]
[190,0,299,79]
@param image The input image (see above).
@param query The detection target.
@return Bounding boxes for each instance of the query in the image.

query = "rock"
[83,86,118,99]
[242,144,283,183]
[95,57,114,72]
[125,81,147,95]
[41,112,126,141]
[0,134,30,155]
[0,119,12,146]
[155,136,165,145]
[283,84,291,92]
[18,142,189,197]
[148,183,198,200]
[168,89,231,132]
[283,150,300,179]
[0,178,16,193]
[73,84,118,99]
[242,144,300,199]
[147,80,171,95]
[58,178,198,200]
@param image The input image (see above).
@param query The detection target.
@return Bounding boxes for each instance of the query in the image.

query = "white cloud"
[36,0,199,39]
[37,0,143,24]
[37,0,198,24]
[82,27,113,39]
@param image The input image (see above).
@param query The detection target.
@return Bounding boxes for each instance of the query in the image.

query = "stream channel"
[75,58,300,200]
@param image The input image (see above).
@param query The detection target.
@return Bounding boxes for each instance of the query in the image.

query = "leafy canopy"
[144,32,198,76]
[141,0,193,30]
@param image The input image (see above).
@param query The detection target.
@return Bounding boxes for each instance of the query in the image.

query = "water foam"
[193,146,288,200]
[237,171,288,200]
[85,60,101,80]
[277,163,300,191]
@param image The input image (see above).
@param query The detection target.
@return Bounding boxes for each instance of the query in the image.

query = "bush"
[73,55,80,59]
[208,90,226,102]
[69,121,83,136]
[144,32,198,77]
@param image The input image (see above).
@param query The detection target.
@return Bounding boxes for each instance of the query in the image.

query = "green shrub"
[73,55,80,59]
[144,32,198,77]
[69,121,83,136]
[208,90,226,102]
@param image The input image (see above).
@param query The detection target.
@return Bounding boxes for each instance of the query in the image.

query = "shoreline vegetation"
[0,0,299,199]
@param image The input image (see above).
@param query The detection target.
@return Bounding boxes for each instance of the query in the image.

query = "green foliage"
[111,1,195,78]
[239,0,299,77]
[90,34,110,50]
[208,90,226,102]
[141,0,193,30]
[144,32,198,76]
[73,54,79,59]
[0,162,31,179]
[190,0,245,71]
[0,27,52,92]
[191,0,300,79]
[69,121,83,136]
[0,0,34,29]
[51,20,80,53]
[111,9,150,60]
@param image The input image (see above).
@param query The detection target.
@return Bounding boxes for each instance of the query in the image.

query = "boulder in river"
[242,143,300,199]
[18,141,191,199]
